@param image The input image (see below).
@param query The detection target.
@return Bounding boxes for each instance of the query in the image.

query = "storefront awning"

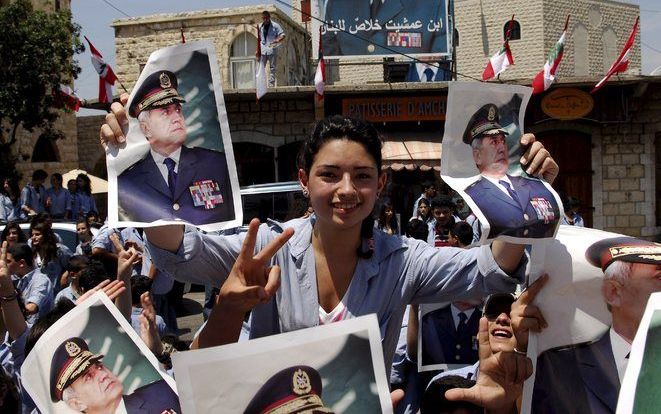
[382,140,442,171]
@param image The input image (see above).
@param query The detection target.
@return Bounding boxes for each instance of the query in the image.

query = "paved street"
[175,291,206,344]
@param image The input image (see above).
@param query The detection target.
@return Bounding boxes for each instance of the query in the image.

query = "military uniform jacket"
[465,174,559,239]
[117,145,234,226]
[124,379,181,413]
[420,305,480,366]
[148,215,527,376]
[532,332,620,414]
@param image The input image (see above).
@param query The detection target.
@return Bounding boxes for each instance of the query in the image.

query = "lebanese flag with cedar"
[57,84,81,112]
[84,36,117,103]
[532,16,569,94]
[314,27,326,99]
[483,16,515,81]
[591,17,639,93]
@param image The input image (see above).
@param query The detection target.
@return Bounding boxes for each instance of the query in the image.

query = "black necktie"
[163,158,177,197]
[424,68,434,81]
[499,180,521,206]
[457,312,468,334]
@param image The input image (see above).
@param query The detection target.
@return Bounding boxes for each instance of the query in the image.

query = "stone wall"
[112,5,311,93]
[76,115,106,175]
[12,111,78,187]
[596,83,661,237]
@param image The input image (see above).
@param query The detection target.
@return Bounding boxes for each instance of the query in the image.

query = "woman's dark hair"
[377,201,398,234]
[417,198,431,220]
[29,220,58,264]
[1,178,20,199]
[75,216,92,242]
[1,221,27,244]
[298,116,383,258]
[76,173,92,195]
[25,299,76,357]
[78,260,109,293]
[406,218,429,241]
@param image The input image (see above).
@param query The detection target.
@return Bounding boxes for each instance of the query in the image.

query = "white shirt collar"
[115,397,128,414]
[482,174,513,198]
[151,147,182,170]
[450,304,475,329]
[416,63,438,82]
[609,327,631,383]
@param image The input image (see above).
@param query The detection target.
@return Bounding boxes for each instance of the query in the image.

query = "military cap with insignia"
[586,236,661,272]
[129,70,186,118]
[463,103,510,145]
[244,365,333,414]
[50,337,104,402]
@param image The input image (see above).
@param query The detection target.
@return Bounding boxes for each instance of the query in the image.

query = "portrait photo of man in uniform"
[108,41,241,230]
[21,293,181,414]
[50,337,180,414]
[532,237,661,414]
[313,0,450,59]
[462,103,560,240]
[441,83,561,243]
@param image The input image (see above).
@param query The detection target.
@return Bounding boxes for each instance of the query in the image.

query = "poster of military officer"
[311,0,451,59]
[106,40,241,231]
[21,292,180,414]
[173,315,392,414]
[441,83,561,243]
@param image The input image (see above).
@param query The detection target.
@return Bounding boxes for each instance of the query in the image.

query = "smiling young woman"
[101,101,558,374]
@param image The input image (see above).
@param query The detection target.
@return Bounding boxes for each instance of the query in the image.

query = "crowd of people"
[1,171,98,224]
[0,94,652,414]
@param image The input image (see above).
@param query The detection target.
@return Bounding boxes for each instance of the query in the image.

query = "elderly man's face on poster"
[473,133,509,178]
[65,362,123,412]
[139,103,187,155]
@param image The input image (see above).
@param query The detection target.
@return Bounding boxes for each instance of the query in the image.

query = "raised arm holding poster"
[173,315,392,414]
[106,40,242,231]
[441,83,561,244]
[21,292,180,414]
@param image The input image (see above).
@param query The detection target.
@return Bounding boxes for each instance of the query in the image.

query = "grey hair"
[137,110,150,123]
[62,387,86,411]
[603,260,633,283]
[470,137,483,150]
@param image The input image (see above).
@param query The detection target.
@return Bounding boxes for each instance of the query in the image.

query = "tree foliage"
[0,0,84,179]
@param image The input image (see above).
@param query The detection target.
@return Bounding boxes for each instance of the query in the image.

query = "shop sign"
[541,88,594,120]
[342,96,447,122]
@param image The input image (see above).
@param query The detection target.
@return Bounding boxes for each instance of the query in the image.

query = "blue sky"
[71,0,661,115]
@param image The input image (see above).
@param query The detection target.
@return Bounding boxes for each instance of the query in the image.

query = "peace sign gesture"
[193,219,294,349]
[445,317,533,413]
[217,218,294,315]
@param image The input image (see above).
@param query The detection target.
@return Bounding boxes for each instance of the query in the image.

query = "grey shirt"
[148,215,525,374]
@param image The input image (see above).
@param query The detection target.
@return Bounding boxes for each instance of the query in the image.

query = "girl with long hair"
[377,201,399,235]
[73,174,98,220]
[30,220,71,291]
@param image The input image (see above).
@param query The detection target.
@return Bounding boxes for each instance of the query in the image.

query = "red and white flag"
[314,27,326,99]
[84,36,117,103]
[56,84,81,112]
[592,17,639,93]
[255,25,267,101]
[483,16,515,81]
[532,16,569,94]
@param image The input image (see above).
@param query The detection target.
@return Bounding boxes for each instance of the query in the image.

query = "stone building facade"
[111,5,311,92]
[73,1,658,238]
[454,0,640,80]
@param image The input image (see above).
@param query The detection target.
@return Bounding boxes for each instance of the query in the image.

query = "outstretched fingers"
[253,227,295,263]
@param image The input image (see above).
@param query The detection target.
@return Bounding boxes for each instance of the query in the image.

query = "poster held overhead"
[441,83,562,244]
[106,40,242,232]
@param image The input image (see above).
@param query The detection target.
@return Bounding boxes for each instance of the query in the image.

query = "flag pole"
[563,14,570,32]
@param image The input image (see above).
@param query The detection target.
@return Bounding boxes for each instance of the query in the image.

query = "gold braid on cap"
[264,395,333,414]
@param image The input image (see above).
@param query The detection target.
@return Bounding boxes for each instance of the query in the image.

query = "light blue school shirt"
[148,215,525,374]
[15,267,53,325]
[45,187,71,218]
